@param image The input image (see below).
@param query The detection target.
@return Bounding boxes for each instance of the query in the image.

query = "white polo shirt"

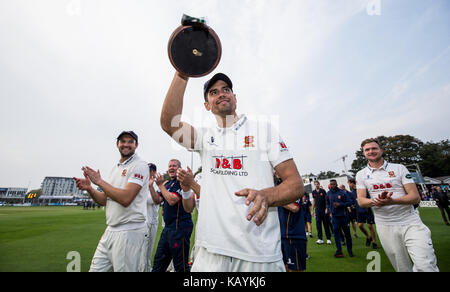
[355,161,422,225]
[105,153,149,229]
[194,173,202,210]
[188,114,293,263]
[147,183,160,226]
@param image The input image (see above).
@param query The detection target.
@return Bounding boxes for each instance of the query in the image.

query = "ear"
[204,101,211,112]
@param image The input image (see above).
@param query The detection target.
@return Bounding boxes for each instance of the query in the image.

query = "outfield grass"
[0,206,448,272]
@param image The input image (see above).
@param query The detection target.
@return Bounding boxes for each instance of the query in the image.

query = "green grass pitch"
[0,206,448,272]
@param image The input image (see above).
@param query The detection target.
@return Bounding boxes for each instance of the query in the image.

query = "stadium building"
[0,187,28,204]
[41,177,84,196]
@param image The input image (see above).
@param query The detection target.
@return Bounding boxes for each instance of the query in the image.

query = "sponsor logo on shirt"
[280,141,289,152]
[372,183,392,190]
[210,155,249,177]
[134,173,144,180]
[405,174,412,179]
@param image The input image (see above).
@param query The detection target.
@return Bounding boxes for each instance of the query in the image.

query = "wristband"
[181,190,192,200]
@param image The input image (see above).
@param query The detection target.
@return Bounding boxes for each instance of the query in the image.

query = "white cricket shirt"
[105,153,149,229]
[189,114,293,262]
[194,173,202,210]
[355,161,422,225]
[147,182,160,226]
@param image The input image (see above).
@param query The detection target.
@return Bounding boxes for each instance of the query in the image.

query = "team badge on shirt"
[388,171,396,177]
[121,169,127,176]
[244,136,255,148]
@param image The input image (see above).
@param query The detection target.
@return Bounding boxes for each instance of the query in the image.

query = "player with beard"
[160,72,303,272]
[150,159,193,272]
[356,138,439,272]
[74,131,150,272]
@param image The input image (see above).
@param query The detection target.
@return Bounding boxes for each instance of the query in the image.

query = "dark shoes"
[334,252,344,258]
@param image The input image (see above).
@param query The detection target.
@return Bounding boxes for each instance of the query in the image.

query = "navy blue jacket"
[326,188,352,217]
[158,179,193,230]
[312,189,328,211]
[278,197,307,240]
[276,179,306,240]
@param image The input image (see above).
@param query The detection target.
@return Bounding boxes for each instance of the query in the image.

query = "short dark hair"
[348,178,356,184]
[148,163,157,172]
[330,179,337,183]
[361,138,381,149]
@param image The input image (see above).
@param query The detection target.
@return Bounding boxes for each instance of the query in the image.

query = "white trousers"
[376,223,439,272]
[146,223,158,271]
[191,247,286,272]
[89,227,149,272]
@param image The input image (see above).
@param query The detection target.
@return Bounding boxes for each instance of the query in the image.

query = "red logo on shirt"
[244,136,255,148]
[388,171,396,178]
[210,155,249,177]
[121,169,127,176]
[372,183,392,190]
[215,157,243,170]
[134,173,144,180]
[280,142,287,149]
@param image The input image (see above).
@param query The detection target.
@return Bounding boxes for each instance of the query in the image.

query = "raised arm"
[160,72,197,149]
[149,182,163,205]
[74,173,107,206]
[83,167,142,208]
[177,167,201,213]
[153,172,180,206]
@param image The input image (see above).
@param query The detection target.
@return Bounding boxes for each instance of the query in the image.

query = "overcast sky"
[1,0,449,191]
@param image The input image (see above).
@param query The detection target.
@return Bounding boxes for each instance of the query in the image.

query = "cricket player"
[74,131,150,272]
[160,71,304,271]
[355,138,439,272]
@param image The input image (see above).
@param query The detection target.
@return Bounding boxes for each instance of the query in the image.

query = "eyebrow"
[209,86,230,94]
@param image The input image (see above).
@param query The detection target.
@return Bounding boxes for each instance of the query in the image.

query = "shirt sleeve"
[171,125,204,153]
[355,170,367,190]
[266,122,293,168]
[400,165,415,185]
[128,162,149,187]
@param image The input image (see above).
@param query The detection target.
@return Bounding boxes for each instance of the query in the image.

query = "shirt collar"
[367,160,389,172]
[215,114,247,134]
[117,153,137,166]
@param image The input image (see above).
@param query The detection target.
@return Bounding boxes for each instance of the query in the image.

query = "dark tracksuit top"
[327,188,353,254]
[326,188,352,217]
[152,179,192,272]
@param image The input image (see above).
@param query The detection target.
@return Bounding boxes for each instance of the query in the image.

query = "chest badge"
[388,171,396,178]
[121,169,127,177]
[244,136,255,148]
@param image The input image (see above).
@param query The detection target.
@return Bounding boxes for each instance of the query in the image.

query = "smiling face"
[168,159,181,180]
[204,80,237,117]
[362,141,384,164]
[117,134,137,159]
